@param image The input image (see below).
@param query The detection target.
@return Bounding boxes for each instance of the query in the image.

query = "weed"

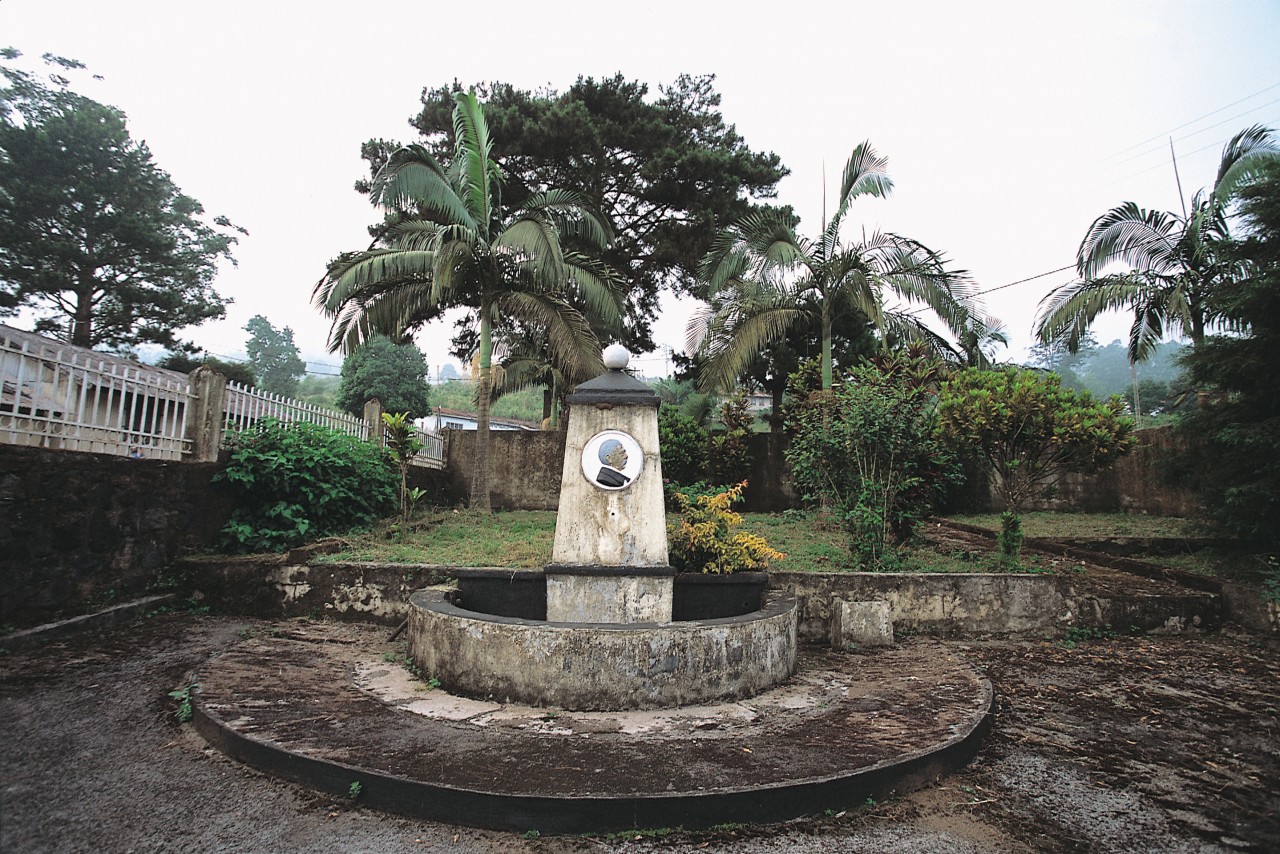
[236,627,254,640]
[863,796,877,808]
[707,822,747,832]
[347,781,362,800]
[522,829,540,839]
[1060,624,1118,648]
[146,573,181,592]
[87,587,118,611]
[1262,561,1280,604]
[168,684,197,722]
[601,827,679,841]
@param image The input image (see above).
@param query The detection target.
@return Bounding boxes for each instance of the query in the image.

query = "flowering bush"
[667,481,784,574]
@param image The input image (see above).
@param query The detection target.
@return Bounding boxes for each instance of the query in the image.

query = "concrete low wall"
[773,571,1073,641]
[772,570,1221,641]
[172,558,1219,643]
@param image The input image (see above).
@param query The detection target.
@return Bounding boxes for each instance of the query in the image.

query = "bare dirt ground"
[2,610,1277,854]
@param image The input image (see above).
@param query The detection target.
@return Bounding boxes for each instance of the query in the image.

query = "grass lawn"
[320,509,1062,574]
[945,511,1207,540]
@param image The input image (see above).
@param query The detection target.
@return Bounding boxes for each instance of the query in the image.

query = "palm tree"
[1035,125,1279,364]
[314,92,620,510]
[691,142,981,392]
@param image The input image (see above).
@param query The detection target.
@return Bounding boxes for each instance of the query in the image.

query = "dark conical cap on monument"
[566,345,659,407]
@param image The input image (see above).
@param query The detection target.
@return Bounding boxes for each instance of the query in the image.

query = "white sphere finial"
[602,344,630,371]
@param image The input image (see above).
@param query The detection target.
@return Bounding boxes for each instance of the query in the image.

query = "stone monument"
[544,344,674,623]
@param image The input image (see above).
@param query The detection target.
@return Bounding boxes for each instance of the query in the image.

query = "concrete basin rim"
[410,586,798,630]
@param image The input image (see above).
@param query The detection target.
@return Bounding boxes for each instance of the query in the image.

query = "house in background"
[419,407,540,432]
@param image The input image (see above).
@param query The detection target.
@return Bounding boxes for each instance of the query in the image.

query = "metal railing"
[0,330,192,460]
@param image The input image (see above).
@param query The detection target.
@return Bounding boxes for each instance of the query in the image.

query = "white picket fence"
[0,329,192,460]
[0,326,444,469]
[224,380,370,440]
[223,380,445,468]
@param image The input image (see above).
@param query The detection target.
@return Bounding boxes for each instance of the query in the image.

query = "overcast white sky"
[5,0,1280,378]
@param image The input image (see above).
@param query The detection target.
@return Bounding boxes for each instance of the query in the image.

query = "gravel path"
[2,613,1276,853]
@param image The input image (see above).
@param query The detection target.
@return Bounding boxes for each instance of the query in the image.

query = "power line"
[1088,81,1280,168]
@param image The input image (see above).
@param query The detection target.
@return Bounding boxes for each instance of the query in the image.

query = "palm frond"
[371,145,476,230]
[451,91,496,235]
[835,140,893,220]
[697,305,806,392]
[1213,124,1279,205]
[1034,273,1147,351]
[1078,203,1180,280]
[493,290,604,382]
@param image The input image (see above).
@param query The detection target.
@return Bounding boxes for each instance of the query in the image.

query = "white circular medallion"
[581,430,644,490]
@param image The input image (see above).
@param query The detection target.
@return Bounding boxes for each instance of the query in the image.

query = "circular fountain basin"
[408,586,798,711]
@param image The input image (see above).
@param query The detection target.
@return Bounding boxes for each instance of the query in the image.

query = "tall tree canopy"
[692,141,985,393]
[316,92,619,511]
[0,49,243,351]
[244,315,306,396]
[359,74,787,351]
[1178,163,1280,544]
[1035,125,1280,364]
[336,335,431,420]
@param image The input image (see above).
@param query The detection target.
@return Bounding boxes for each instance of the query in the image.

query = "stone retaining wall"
[0,444,231,628]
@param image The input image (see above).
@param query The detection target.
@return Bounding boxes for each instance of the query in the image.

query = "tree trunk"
[72,289,94,348]
[472,299,493,512]
[820,298,834,391]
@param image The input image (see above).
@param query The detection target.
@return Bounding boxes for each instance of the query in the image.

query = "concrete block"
[831,599,894,648]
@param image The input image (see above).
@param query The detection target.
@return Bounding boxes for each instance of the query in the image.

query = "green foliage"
[158,351,257,387]
[694,141,979,394]
[998,510,1024,563]
[707,392,753,485]
[786,363,961,569]
[936,368,1136,516]
[658,406,708,487]
[347,781,362,800]
[382,74,787,352]
[336,336,431,419]
[0,51,241,350]
[382,411,422,521]
[1060,624,1119,648]
[215,419,397,553]
[244,315,306,396]
[668,483,784,574]
[430,380,543,422]
[1036,125,1279,362]
[1178,163,1280,546]
[295,374,341,409]
[168,684,196,723]
[318,92,618,512]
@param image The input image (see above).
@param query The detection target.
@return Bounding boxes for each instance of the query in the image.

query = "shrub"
[658,406,708,486]
[216,419,397,552]
[667,482,784,574]
[936,368,1136,514]
[936,368,1136,559]
[786,363,960,568]
[706,391,753,486]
